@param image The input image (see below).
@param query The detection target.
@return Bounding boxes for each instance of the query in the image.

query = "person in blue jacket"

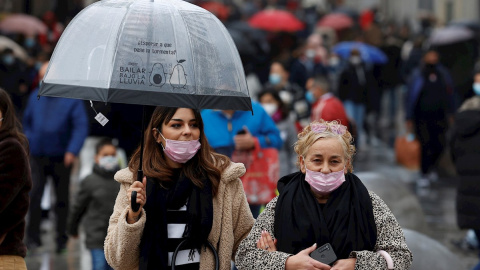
[201,101,282,217]
[23,62,89,253]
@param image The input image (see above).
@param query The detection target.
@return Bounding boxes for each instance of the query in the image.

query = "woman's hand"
[127,177,147,223]
[331,258,356,270]
[256,230,277,252]
[234,127,256,150]
[285,244,331,270]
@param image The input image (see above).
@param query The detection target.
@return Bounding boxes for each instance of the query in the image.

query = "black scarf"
[139,171,213,270]
[274,172,377,259]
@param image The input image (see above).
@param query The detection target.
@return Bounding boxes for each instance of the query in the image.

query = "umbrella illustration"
[39,0,252,252]
[0,14,47,36]
[317,13,354,31]
[248,9,305,32]
[429,26,475,46]
[332,41,387,64]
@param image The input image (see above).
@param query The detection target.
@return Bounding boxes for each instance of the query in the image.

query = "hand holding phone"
[236,129,247,135]
[309,243,337,266]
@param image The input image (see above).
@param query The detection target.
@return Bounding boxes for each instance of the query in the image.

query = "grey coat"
[67,165,120,249]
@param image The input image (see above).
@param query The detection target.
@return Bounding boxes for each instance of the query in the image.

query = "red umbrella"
[199,2,229,21]
[317,13,353,31]
[0,14,47,36]
[249,9,304,32]
[360,10,374,30]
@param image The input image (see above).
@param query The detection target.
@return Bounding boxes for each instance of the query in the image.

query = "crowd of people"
[1,0,480,269]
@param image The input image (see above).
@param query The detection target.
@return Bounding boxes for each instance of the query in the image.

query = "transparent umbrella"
[39,0,251,243]
[40,0,251,111]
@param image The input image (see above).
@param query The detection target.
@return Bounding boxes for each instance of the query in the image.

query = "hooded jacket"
[104,162,254,270]
[450,96,480,229]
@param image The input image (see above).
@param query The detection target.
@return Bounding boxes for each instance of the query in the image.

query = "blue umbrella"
[332,41,388,64]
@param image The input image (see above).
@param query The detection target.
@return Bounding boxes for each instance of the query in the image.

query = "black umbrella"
[39,0,252,216]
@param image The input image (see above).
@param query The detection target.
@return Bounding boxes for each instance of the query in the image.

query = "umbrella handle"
[131,191,140,212]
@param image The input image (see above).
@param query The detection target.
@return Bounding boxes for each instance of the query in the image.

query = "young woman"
[0,88,32,270]
[105,107,254,270]
[235,120,412,270]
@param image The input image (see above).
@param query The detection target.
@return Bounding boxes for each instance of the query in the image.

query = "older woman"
[235,120,412,270]
[105,107,254,270]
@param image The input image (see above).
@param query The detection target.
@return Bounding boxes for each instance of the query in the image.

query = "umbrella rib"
[178,11,199,109]
[106,1,137,98]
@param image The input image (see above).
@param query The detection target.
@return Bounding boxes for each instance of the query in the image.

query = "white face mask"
[350,56,362,65]
[98,155,119,172]
[306,49,316,59]
[261,103,278,116]
[329,57,340,66]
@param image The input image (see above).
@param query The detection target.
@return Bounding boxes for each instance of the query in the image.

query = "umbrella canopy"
[332,41,387,64]
[317,13,354,31]
[429,26,475,46]
[0,14,47,36]
[0,36,29,62]
[40,0,251,112]
[248,9,304,32]
[359,10,374,30]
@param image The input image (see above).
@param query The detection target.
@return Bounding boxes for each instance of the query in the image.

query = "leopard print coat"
[235,191,413,270]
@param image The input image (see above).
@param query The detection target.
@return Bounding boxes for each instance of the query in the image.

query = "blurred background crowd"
[3,0,480,269]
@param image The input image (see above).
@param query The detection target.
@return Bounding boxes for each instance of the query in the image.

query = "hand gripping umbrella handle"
[131,169,143,213]
[132,106,146,214]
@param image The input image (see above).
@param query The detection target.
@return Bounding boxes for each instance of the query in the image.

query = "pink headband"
[311,123,347,135]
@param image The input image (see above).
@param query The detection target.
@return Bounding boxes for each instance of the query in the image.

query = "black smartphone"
[309,243,337,266]
[236,129,247,135]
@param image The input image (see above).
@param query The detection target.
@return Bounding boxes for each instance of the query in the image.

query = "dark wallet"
[309,243,337,265]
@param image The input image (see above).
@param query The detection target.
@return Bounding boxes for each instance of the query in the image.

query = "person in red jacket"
[306,76,349,127]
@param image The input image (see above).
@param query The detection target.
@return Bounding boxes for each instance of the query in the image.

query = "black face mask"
[423,63,437,75]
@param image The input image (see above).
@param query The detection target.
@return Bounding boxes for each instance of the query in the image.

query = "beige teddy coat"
[104,162,254,270]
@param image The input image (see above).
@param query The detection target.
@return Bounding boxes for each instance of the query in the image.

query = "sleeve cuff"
[377,250,394,269]
[118,205,146,233]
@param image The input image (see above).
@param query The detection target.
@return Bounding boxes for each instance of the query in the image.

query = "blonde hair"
[294,120,355,172]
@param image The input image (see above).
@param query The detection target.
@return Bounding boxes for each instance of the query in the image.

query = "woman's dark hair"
[257,88,289,120]
[128,107,230,196]
[0,88,28,150]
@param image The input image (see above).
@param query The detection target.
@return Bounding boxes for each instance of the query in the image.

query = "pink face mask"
[304,161,345,195]
[158,129,201,163]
